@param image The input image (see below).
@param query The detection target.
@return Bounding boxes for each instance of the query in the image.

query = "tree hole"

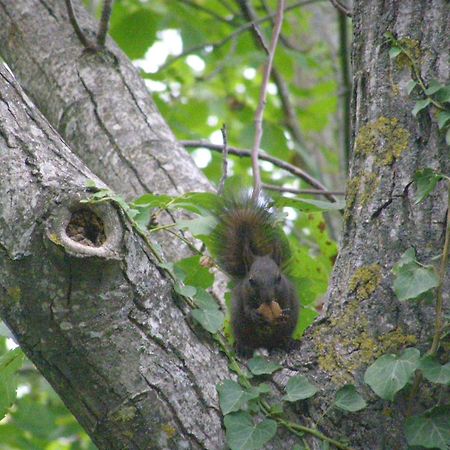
[66,209,106,247]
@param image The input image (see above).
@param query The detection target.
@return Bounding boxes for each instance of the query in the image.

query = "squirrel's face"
[247,255,282,305]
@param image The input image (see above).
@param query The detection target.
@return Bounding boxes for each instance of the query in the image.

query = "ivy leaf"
[217,380,259,415]
[392,248,439,301]
[404,406,450,449]
[176,216,217,236]
[193,288,219,310]
[175,256,214,289]
[434,85,450,103]
[191,308,224,334]
[174,284,196,298]
[282,375,318,402]
[412,98,431,117]
[425,79,444,96]
[334,385,367,412]
[274,197,345,212]
[224,411,277,450]
[438,111,450,130]
[389,47,402,59]
[0,348,24,420]
[406,79,417,95]
[364,348,420,401]
[413,168,444,204]
[247,356,281,376]
[419,355,450,385]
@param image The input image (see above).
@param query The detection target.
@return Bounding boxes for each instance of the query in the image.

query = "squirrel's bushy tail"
[212,192,290,278]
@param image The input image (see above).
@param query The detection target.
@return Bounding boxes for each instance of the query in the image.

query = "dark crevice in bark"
[76,70,151,193]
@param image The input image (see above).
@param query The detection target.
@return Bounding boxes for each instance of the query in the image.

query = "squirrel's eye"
[276,274,282,283]
[249,277,256,287]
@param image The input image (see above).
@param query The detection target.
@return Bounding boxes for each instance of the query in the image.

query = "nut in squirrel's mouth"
[257,300,282,322]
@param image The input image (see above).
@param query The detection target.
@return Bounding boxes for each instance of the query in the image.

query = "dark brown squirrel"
[213,193,299,356]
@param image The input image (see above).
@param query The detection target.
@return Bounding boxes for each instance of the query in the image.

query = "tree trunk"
[0,0,448,449]
[289,0,449,448]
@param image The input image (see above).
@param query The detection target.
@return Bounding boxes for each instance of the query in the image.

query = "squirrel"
[213,193,299,356]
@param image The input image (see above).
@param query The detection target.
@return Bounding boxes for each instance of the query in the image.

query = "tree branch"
[96,0,113,47]
[180,140,338,202]
[251,0,285,200]
[328,0,352,17]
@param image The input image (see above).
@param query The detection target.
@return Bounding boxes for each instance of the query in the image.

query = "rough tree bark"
[0,0,448,449]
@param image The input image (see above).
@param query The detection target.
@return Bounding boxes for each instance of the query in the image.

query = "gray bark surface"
[0,0,448,449]
[0,64,228,449]
[287,1,449,448]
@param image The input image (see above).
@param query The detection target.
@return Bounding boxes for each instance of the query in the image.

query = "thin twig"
[238,0,310,170]
[262,183,345,196]
[328,0,352,17]
[157,0,321,72]
[337,10,351,173]
[65,0,94,49]
[430,180,450,354]
[180,140,338,202]
[96,0,113,48]
[218,124,229,194]
[176,0,235,25]
[251,0,285,201]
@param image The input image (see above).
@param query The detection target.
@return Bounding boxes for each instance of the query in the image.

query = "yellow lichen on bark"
[355,117,409,165]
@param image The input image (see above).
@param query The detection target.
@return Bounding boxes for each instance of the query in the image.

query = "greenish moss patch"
[111,405,137,423]
[7,287,21,303]
[349,264,382,301]
[314,298,417,385]
[355,117,409,166]
[161,423,177,439]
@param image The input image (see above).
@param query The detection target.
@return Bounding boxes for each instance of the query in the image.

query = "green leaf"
[132,193,174,209]
[412,98,431,116]
[0,348,24,420]
[191,308,224,334]
[247,356,281,376]
[425,79,444,96]
[110,8,158,59]
[171,192,218,215]
[274,197,345,212]
[364,348,420,401]
[447,128,450,146]
[282,375,318,402]
[193,288,219,310]
[224,411,277,450]
[434,85,450,103]
[413,168,444,204]
[406,79,417,95]
[392,248,439,301]
[173,284,196,298]
[419,355,450,385]
[217,380,259,415]
[334,385,367,412]
[176,216,217,236]
[389,47,402,59]
[175,256,214,289]
[438,111,450,130]
[404,406,450,449]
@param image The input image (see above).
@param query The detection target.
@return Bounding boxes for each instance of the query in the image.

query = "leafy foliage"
[391,248,439,301]
[333,385,367,412]
[404,406,450,450]
[282,375,318,402]
[224,412,277,450]
[364,348,420,401]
